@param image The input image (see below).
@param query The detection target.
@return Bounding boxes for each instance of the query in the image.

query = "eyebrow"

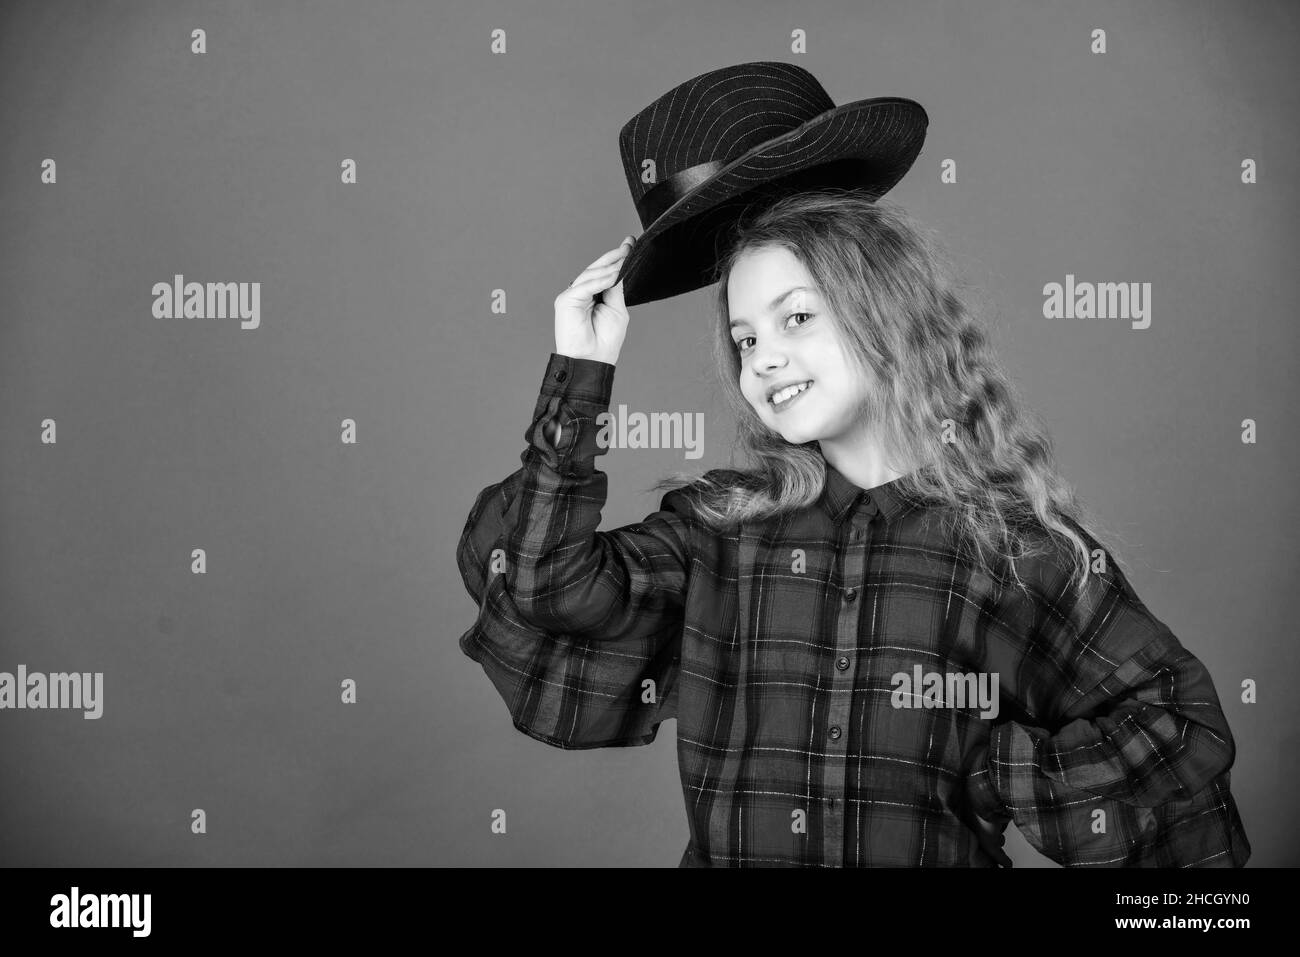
[729,286,815,330]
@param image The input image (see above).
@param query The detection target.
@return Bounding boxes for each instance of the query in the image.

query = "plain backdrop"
[1,0,1296,866]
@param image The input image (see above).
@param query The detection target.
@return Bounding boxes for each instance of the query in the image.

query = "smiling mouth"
[769,381,813,412]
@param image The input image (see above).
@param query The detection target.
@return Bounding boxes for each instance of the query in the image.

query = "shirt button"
[836,656,850,671]
[555,369,567,382]
[828,725,842,740]
[850,528,863,543]
[844,587,857,602]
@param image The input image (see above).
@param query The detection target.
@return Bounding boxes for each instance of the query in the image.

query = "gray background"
[1,0,1295,866]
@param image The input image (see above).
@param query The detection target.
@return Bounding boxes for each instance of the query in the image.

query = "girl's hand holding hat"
[554,236,635,366]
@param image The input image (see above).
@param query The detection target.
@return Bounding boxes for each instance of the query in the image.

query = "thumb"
[603,276,626,312]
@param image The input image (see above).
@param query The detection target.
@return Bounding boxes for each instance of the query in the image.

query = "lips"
[769,381,813,412]
[766,379,811,403]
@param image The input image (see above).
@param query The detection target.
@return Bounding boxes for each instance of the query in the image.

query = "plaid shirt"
[457,352,1251,867]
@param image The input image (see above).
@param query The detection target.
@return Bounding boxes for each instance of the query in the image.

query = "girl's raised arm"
[453,237,698,749]
[492,236,697,639]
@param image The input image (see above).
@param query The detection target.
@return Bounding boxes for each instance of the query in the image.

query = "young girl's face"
[727,245,873,448]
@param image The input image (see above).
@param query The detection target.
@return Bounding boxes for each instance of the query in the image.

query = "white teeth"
[770,381,811,404]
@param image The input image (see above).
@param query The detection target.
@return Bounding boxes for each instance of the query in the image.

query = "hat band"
[635,160,728,225]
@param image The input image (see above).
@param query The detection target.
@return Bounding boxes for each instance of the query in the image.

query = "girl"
[458,188,1250,868]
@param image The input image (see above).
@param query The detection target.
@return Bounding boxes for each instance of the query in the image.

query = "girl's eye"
[733,313,813,354]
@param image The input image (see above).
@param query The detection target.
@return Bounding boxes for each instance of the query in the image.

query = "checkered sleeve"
[501,353,696,641]
[453,353,694,749]
[964,531,1251,866]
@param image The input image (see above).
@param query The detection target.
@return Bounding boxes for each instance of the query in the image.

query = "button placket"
[820,510,871,867]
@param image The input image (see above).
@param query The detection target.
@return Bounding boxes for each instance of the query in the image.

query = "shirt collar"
[820,459,918,527]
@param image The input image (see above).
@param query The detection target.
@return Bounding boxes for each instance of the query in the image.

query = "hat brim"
[614,97,928,307]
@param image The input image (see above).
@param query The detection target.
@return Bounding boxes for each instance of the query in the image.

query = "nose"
[751,342,788,378]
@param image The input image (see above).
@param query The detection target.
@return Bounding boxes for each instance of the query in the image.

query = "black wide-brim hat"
[612,61,928,307]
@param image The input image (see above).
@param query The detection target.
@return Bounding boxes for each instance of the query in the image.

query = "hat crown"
[618,61,836,228]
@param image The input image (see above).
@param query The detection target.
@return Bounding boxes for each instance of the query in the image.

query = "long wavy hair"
[646,188,1130,599]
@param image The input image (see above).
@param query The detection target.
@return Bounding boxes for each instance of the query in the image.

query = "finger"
[583,247,632,277]
[570,261,624,288]
[566,271,621,296]
[586,237,636,270]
